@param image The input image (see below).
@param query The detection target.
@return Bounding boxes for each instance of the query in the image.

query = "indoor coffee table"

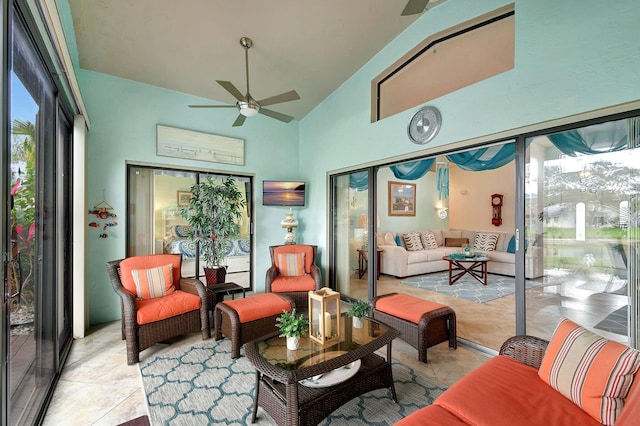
[443,254,489,285]
[244,316,399,426]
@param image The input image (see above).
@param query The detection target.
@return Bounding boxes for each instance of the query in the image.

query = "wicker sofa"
[396,330,640,425]
[377,228,543,279]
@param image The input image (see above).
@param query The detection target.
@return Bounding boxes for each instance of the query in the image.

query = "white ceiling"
[68,0,447,122]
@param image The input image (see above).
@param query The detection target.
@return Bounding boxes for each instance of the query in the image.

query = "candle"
[319,312,332,338]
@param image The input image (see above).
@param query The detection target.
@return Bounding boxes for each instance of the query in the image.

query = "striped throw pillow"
[473,232,499,251]
[277,252,305,277]
[402,232,424,251]
[420,231,438,249]
[130,264,175,300]
[538,318,640,425]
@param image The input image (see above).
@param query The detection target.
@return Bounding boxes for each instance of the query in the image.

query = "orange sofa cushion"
[223,293,292,323]
[120,254,182,296]
[374,293,447,324]
[270,275,317,293]
[131,264,175,300]
[274,245,314,274]
[435,355,601,426]
[135,290,201,325]
[538,318,640,425]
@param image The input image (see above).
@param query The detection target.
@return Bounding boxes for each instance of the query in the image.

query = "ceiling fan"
[189,37,300,127]
[401,0,443,16]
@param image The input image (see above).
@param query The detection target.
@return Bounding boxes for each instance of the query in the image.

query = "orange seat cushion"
[274,245,314,274]
[395,404,468,425]
[270,275,317,293]
[120,254,182,295]
[435,355,601,426]
[538,318,640,425]
[223,293,292,323]
[374,293,447,324]
[135,290,201,325]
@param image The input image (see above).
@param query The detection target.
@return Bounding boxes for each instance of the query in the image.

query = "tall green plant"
[181,177,246,268]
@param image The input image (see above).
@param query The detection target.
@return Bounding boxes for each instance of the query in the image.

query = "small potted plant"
[276,309,309,350]
[181,176,246,285]
[348,299,372,328]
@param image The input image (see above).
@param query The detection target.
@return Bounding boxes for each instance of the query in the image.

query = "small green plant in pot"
[348,299,372,328]
[276,309,309,350]
[181,176,246,284]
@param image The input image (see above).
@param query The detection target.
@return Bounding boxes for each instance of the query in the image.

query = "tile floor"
[42,268,627,425]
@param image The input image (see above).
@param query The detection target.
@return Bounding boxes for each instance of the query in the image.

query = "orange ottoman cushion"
[223,293,292,323]
[375,293,447,324]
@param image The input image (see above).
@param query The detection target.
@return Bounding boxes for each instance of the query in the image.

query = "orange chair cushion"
[374,293,447,324]
[616,374,640,425]
[120,254,182,295]
[270,275,317,293]
[435,355,601,426]
[135,290,201,325]
[131,264,175,300]
[538,318,640,425]
[277,252,305,276]
[223,293,292,323]
[395,404,468,425]
[274,245,314,274]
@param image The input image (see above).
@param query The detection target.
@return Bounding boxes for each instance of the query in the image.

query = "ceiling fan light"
[238,100,260,117]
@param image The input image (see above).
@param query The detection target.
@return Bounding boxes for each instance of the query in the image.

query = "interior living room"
[2,0,640,425]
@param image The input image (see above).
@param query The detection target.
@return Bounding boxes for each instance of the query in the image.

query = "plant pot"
[204,266,227,285]
[352,317,364,329]
[286,336,300,350]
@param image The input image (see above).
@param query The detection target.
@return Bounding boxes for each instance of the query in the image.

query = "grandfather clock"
[491,194,503,226]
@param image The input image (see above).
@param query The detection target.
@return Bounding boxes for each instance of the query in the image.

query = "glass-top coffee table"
[443,254,490,285]
[244,315,399,426]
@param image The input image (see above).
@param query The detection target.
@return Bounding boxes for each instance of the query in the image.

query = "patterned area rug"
[401,272,547,303]
[140,338,446,425]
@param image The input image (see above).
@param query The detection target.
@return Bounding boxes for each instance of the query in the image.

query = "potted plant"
[181,176,246,285]
[348,299,372,328]
[276,309,309,350]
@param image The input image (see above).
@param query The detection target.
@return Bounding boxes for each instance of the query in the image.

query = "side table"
[205,282,246,310]
[357,248,383,279]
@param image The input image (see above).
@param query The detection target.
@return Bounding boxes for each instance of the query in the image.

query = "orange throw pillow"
[538,318,640,425]
[131,264,175,300]
[277,252,305,277]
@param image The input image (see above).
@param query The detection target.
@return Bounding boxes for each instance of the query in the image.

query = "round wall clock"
[407,106,441,145]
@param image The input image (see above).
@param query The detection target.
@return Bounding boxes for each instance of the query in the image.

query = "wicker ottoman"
[214,293,295,358]
[372,293,456,363]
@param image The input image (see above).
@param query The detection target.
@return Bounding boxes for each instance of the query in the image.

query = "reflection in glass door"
[525,117,639,344]
[331,171,370,300]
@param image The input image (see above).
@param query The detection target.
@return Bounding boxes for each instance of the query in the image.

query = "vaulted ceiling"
[68,0,447,122]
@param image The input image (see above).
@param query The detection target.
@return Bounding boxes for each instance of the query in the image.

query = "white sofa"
[377,229,543,279]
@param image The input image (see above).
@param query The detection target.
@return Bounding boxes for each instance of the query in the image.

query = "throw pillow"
[277,252,306,277]
[507,235,516,253]
[444,237,469,247]
[420,231,438,249]
[473,232,499,251]
[131,264,175,300]
[402,232,424,251]
[395,234,404,247]
[538,318,640,425]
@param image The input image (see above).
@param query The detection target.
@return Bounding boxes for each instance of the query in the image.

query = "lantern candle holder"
[308,287,341,346]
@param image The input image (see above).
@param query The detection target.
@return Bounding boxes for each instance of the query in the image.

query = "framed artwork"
[177,191,192,207]
[157,125,245,165]
[388,181,416,216]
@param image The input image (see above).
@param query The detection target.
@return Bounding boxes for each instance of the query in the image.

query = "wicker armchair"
[265,244,322,310]
[106,254,210,365]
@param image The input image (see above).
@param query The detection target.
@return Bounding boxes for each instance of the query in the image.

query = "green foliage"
[276,309,309,338]
[181,177,246,267]
[347,299,372,318]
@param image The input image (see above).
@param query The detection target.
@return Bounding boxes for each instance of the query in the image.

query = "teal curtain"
[390,159,435,180]
[446,143,515,171]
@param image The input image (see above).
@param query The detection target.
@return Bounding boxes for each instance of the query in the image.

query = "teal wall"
[61,0,640,324]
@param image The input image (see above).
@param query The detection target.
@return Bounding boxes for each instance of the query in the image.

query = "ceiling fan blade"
[258,90,301,107]
[232,114,247,127]
[188,104,236,108]
[259,108,294,123]
[216,80,245,101]
[401,0,430,15]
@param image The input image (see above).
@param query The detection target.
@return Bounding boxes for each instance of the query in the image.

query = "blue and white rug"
[401,272,547,303]
[139,338,446,425]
